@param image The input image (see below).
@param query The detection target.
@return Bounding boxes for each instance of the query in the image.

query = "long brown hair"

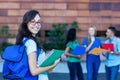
[87,26,97,45]
[16,10,40,48]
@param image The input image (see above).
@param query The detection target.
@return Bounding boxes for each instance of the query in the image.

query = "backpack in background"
[1,38,40,80]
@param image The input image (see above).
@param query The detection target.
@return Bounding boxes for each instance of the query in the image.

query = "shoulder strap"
[23,38,30,45]
[23,38,40,60]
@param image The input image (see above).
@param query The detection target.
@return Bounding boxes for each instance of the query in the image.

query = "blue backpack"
[2,38,40,80]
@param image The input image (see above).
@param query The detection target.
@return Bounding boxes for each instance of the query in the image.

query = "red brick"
[19,10,28,16]
[40,10,56,16]
[40,23,53,30]
[8,24,19,30]
[20,3,32,9]
[17,17,23,23]
[111,0,120,3]
[40,10,78,17]
[112,11,120,18]
[9,30,18,35]
[112,18,120,24]
[89,11,101,17]
[0,3,20,9]
[95,24,108,31]
[42,17,76,23]
[113,24,120,30]
[8,10,19,16]
[77,31,88,38]
[69,0,89,3]
[8,10,29,16]
[89,17,112,24]
[0,17,8,23]
[78,10,89,17]
[41,0,89,3]
[90,17,103,24]
[100,18,112,24]
[55,10,78,16]
[68,3,89,10]
[78,23,109,31]
[100,10,112,16]
[31,3,67,10]
[99,24,110,30]
[78,24,89,31]
[0,0,19,1]
[76,17,91,24]
[0,16,19,24]
[8,17,19,24]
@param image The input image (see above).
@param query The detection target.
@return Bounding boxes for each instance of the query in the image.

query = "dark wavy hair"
[65,28,76,44]
[16,10,40,47]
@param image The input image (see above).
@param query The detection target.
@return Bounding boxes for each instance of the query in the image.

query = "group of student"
[3,9,120,80]
[64,26,120,80]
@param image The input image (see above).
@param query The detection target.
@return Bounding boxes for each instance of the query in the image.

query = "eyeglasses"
[29,20,41,26]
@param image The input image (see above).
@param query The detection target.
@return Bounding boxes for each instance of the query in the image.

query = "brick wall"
[0,0,120,42]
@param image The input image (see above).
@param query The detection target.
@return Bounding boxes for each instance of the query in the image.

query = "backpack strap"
[23,38,30,45]
[23,38,40,60]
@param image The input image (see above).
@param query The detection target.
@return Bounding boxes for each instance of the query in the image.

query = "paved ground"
[0,73,120,80]
[0,58,120,80]
[48,73,120,80]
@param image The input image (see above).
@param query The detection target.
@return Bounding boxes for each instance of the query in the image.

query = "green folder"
[39,49,64,67]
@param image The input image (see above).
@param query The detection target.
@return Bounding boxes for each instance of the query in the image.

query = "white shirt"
[24,38,48,80]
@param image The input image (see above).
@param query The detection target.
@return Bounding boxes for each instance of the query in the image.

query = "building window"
[113,3,120,11]
[101,3,112,10]
[89,3,101,11]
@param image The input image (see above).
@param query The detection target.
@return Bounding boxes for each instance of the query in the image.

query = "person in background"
[82,26,101,80]
[16,10,60,80]
[64,28,84,80]
[102,26,120,80]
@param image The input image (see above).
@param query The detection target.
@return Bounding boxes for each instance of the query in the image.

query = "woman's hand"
[51,58,60,68]
[47,68,53,73]
[103,49,110,54]
[48,58,60,73]
[75,55,82,59]
[102,49,110,56]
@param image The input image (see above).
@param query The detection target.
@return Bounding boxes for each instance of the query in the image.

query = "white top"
[25,39,37,55]
[24,38,48,80]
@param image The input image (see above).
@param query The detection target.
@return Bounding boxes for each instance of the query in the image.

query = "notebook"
[90,48,104,55]
[102,43,114,51]
[72,45,86,56]
[39,49,64,67]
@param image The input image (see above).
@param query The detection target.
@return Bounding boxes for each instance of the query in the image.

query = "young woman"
[82,26,101,80]
[16,10,60,80]
[64,28,84,80]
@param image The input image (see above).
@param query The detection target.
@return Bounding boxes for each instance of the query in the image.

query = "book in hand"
[72,45,86,56]
[90,48,104,55]
[39,49,64,67]
[102,43,114,51]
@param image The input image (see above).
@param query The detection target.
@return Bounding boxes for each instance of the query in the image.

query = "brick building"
[0,0,120,43]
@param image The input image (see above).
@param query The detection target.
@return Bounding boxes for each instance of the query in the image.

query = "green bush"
[43,23,67,50]
[0,25,11,37]
[43,21,79,50]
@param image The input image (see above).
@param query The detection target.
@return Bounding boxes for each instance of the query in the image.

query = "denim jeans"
[86,54,100,80]
[67,62,84,80]
[105,65,119,80]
